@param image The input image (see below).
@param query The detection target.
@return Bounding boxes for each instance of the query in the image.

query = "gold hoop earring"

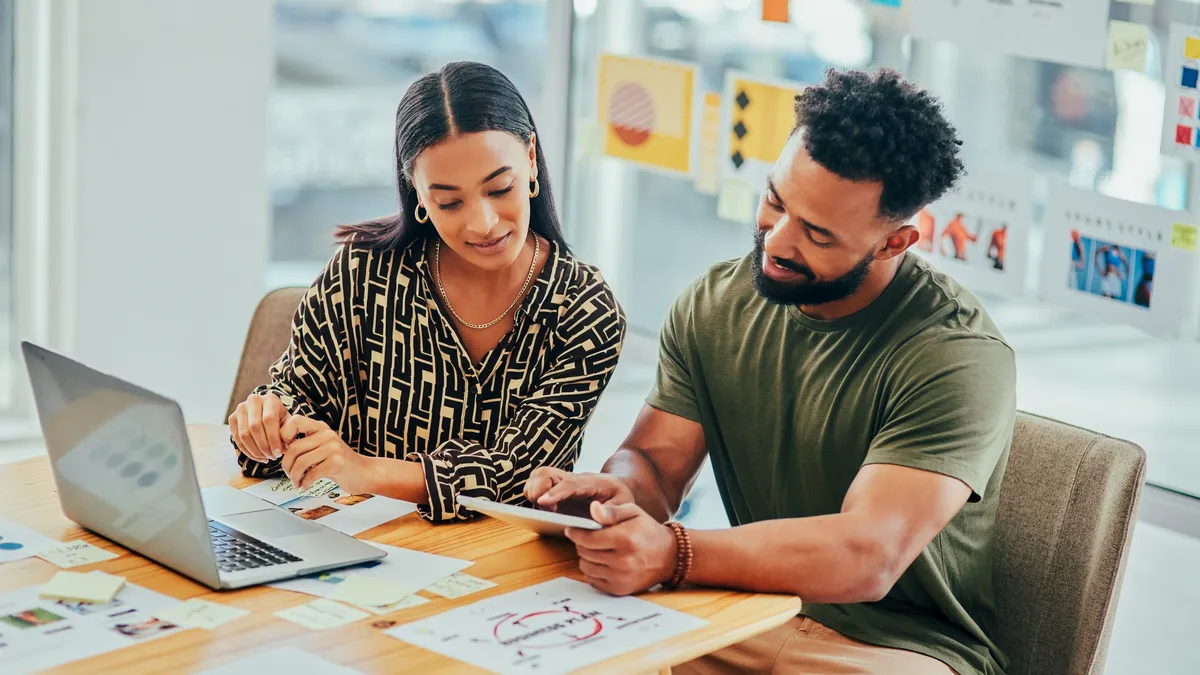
[529,177,540,199]
[414,203,429,224]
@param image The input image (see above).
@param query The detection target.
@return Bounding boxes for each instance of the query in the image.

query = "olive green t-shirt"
[647,252,1015,675]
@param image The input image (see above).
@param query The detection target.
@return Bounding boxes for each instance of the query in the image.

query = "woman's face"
[411,130,537,272]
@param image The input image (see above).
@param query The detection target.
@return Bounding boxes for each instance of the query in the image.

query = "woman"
[230,62,627,522]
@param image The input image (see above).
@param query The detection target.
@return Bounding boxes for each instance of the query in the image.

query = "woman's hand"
[229,393,288,463]
[280,415,374,494]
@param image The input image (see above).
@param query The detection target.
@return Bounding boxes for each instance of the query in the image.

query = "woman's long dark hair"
[336,62,568,252]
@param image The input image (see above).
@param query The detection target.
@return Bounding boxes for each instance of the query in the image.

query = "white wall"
[56,0,272,423]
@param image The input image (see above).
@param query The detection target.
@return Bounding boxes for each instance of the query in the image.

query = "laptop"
[21,341,385,589]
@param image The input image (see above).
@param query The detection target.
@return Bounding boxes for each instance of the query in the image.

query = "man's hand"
[524,468,636,512]
[565,501,678,597]
[280,415,372,494]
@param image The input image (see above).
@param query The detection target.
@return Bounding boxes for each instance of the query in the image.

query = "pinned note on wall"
[762,0,788,23]
[1107,20,1150,72]
[1172,223,1198,252]
[717,180,757,224]
[695,93,723,196]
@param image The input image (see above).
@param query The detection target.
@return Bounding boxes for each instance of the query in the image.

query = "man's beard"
[751,230,874,306]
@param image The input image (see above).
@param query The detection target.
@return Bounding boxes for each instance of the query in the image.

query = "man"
[525,68,1014,675]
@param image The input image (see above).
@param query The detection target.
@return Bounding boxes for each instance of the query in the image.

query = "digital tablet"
[456,495,602,538]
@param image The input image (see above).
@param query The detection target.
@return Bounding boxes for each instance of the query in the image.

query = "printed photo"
[333,494,373,507]
[986,224,1008,271]
[1132,250,1155,309]
[1088,240,1133,302]
[938,212,979,261]
[110,616,179,641]
[296,505,338,521]
[56,597,125,616]
[1,607,67,629]
[913,209,1009,273]
[1068,230,1093,291]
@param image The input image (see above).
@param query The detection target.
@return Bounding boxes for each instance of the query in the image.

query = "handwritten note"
[156,598,250,630]
[425,573,497,599]
[1107,20,1149,72]
[276,599,368,630]
[39,570,125,604]
[1172,223,1198,251]
[37,540,118,568]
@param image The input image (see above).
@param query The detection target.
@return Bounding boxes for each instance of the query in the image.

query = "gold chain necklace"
[435,235,540,330]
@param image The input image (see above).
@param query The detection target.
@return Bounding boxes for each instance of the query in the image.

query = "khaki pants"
[675,616,957,675]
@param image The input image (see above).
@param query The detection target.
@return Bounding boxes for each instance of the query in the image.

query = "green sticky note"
[1172,223,1198,251]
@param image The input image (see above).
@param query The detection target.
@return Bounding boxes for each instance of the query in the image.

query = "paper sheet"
[276,599,368,630]
[37,540,119,568]
[1038,179,1199,338]
[716,180,757,223]
[425,573,497,599]
[0,577,184,673]
[0,519,59,565]
[596,53,698,176]
[155,599,250,630]
[244,477,416,535]
[330,575,411,609]
[694,93,723,196]
[909,0,1111,70]
[269,542,471,606]
[719,71,808,189]
[1107,20,1150,72]
[39,571,125,604]
[197,648,364,675]
[909,168,1035,298]
[387,577,707,675]
[1162,24,1200,159]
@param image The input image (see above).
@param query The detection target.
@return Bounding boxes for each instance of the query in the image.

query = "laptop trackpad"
[220,509,322,539]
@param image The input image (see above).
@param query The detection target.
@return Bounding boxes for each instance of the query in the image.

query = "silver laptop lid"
[21,342,221,588]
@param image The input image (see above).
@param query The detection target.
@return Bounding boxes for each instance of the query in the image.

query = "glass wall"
[269,0,550,289]
[0,0,14,413]
[565,0,1200,497]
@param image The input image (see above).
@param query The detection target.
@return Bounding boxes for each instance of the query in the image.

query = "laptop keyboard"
[208,520,302,574]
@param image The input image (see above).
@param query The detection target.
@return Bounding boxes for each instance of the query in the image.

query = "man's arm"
[598,405,708,522]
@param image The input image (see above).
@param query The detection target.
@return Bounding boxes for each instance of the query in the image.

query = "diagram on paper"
[387,578,706,675]
[1038,181,1199,338]
[910,170,1034,298]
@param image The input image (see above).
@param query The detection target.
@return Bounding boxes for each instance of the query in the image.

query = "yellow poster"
[721,71,809,188]
[597,53,697,175]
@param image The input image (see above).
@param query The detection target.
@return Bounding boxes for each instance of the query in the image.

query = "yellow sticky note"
[695,92,723,196]
[1107,20,1149,72]
[154,599,249,630]
[330,575,411,609]
[1186,36,1200,61]
[717,180,758,223]
[1172,223,1198,251]
[424,573,497,599]
[39,571,125,604]
[275,598,368,630]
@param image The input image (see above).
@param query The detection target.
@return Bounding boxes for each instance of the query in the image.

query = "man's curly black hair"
[793,68,964,222]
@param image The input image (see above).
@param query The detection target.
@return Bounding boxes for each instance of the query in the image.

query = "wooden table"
[0,425,802,674]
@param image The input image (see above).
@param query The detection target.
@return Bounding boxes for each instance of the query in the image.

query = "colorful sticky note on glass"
[1182,67,1199,89]
[1172,224,1198,251]
[39,571,125,604]
[717,180,757,223]
[1186,36,1200,60]
[872,0,902,6]
[1106,20,1149,72]
[1179,96,1198,119]
[762,0,788,23]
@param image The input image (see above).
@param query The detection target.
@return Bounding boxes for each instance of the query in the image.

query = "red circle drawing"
[609,82,654,147]
[493,609,604,650]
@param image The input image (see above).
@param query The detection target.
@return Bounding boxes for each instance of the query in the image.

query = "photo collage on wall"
[910,171,1034,298]
[1039,181,1199,338]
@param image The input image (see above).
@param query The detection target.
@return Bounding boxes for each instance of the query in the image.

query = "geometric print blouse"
[237,237,626,522]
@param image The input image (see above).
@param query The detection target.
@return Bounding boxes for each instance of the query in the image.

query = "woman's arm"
[402,275,627,521]
[236,246,355,477]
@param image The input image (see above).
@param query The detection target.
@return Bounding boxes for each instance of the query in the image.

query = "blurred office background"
[2,1,1198,671]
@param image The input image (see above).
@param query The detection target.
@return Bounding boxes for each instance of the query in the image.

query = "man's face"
[752,131,906,306]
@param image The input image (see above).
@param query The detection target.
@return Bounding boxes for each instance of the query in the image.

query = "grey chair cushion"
[993,412,1146,675]
[225,287,307,419]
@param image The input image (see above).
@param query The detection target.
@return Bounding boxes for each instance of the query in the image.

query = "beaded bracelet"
[664,521,693,590]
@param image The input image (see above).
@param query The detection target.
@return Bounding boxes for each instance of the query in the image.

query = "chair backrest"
[225,287,307,419]
[993,412,1146,675]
